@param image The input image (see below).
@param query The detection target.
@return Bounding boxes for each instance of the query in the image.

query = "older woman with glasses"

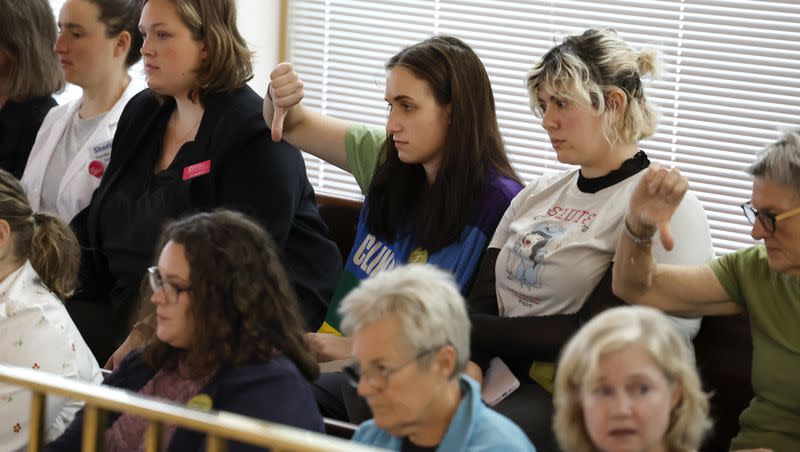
[48,210,323,451]
[741,201,800,235]
[340,264,535,452]
[612,127,800,452]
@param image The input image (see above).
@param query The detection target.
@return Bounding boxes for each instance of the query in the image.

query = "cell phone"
[481,357,520,406]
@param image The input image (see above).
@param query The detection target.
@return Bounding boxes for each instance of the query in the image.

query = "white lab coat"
[21,79,145,223]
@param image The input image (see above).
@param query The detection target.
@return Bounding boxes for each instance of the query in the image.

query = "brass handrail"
[0,364,381,452]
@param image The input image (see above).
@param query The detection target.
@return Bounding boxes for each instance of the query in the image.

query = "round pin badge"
[88,160,105,178]
[408,248,429,263]
[187,393,213,411]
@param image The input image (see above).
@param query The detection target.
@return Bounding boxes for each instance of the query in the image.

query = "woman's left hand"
[104,328,143,370]
[627,163,689,251]
[304,332,353,362]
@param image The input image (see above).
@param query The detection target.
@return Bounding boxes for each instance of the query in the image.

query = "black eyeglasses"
[741,202,800,234]
[147,266,192,304]
[343,347,441,389]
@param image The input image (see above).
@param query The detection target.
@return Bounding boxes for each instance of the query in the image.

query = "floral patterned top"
[0,261,102,450]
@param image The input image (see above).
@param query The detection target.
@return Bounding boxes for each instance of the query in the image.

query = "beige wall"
[237,0,281,95]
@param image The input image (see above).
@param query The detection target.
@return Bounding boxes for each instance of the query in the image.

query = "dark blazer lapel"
[182,91,233,208]
[86,93,166,247]
[178,93,218,169]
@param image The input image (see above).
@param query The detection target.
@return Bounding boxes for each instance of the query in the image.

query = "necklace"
[168,110,203,150]
[156,112,203,172]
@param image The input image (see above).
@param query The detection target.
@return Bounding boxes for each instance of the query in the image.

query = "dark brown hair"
[0,0,64,101]
[88,0,144,67]
[366,36,520,251]
[0,170,79,300]
[138,210,318,381]
[145,0,253,102]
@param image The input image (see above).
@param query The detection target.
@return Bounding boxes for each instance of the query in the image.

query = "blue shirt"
[353,376,536,452]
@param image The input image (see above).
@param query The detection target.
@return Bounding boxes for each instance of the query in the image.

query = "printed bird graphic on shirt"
[506,223,565,289]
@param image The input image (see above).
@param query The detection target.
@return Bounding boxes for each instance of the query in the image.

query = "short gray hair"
[747,128,800,198]
[339,264,470,377]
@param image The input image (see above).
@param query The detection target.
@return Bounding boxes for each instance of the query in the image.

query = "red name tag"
[182,160,211,180]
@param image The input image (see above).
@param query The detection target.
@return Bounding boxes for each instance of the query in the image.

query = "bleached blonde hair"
[526,28,660,145]
[554,306,710,452]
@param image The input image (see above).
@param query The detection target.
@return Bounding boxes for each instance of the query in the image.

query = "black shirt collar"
[577,151,650,194]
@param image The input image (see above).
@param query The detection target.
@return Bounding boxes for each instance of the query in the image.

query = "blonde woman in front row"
[554,306,710,452]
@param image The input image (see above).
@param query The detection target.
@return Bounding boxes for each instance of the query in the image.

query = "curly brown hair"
[137,209,318,381]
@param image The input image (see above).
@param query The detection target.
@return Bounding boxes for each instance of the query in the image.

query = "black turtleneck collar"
[577,151,650,194]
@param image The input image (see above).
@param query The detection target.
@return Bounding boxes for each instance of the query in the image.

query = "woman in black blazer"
[0,0,63,178]
[70,0,341,365]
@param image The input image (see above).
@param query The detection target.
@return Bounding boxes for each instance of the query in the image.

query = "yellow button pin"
[187,394,213,411]
[408,248,429,264]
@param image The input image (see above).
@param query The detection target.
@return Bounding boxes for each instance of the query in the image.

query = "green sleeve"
[344,124,386,193]
[708,246,757,307]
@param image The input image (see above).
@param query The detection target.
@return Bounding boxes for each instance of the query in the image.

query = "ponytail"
[0,169,80,301]
[29,213,80,300]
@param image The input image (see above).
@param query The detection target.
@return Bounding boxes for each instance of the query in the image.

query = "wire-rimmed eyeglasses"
[343,347,442,389]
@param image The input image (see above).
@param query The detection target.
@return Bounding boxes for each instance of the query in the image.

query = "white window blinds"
[287,0,799,256]
[287,0,799,255]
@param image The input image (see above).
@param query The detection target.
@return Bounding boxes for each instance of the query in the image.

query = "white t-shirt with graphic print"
[490,169,713,341]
